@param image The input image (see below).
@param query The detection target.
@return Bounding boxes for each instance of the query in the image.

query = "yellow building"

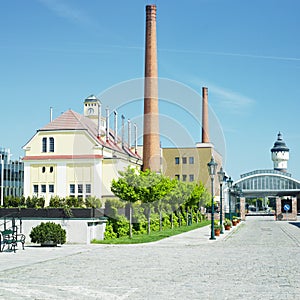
[162,143,223,197]
[23,95,142,205]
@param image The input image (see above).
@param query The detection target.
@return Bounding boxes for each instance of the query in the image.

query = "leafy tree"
[111,166,140,238]
[187,182,210,223]
[137,170,175,234]
[166,181,192,228]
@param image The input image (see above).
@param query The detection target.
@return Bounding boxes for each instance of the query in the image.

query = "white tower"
[271,132,289,172]
[84,95,101,121]
[84,95,105,137]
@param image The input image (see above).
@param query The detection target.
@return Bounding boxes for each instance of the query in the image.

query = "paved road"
[1,216,300,299]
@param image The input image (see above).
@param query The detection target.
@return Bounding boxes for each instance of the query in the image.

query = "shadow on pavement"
[289,222,300,228]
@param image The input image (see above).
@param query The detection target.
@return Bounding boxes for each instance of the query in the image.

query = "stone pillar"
[290,197,297,221]
[275,196,281,220]
[143,5,160,172]
[240,197,246,221]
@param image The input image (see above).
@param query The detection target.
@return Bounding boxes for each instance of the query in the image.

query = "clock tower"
[84,95,101,120]
[84,95,105,137]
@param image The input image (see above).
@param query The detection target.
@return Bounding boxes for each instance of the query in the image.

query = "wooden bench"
[0,228,25,253]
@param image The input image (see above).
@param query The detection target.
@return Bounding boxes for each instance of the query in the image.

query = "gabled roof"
[31,110,141,159]
[41,110,90,131]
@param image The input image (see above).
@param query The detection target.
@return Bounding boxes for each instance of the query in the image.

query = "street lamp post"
[227,177,233,220]
[207,156,218,240]
[217,167,225,234]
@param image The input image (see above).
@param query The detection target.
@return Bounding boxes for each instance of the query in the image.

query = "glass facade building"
[0,148,24,202]
[235,169,300,196]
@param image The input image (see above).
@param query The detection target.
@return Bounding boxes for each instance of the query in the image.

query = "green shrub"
[150,213,160,232]
[85,196,102,208]
[66,196,84,208]
[26,196,45,208]
[104,222,117,239]
[29,222,66,245]
[116,215,129,238]
[171,213,179,228]
[49,196,66,207]
[104,198,125,219]
[4,196,25,207]
[162,213,171,229]
[180,214,187,226]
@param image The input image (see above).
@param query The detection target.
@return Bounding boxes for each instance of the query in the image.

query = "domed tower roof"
[271,132,289,153]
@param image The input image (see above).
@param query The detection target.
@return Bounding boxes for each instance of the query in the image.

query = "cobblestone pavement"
[1,216,300,299]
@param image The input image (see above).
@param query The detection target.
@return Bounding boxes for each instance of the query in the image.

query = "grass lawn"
[92,220,210,244]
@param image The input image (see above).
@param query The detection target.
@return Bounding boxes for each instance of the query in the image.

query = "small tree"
[111,166,140,238]
[167,181,192,228]
[138,170,175,234]
[187,182,209,223]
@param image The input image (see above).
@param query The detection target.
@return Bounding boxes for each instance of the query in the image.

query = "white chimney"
[128,119,131,149]
[105,107,110,142]
[134,123,138,154]
[114,110,118,144]
[50,107,53,122]
[98,101,102,138]
[121,114,125,148]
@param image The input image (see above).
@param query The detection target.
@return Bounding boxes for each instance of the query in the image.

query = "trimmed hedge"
[29,222,66,245]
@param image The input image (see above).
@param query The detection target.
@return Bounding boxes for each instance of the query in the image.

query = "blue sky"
[1,0,300,181]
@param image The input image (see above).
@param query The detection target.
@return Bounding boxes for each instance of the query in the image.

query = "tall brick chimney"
[143,4,160,172]
[202,87,210,143]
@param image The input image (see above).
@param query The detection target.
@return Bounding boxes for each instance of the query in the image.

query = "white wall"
[11,219,107,245]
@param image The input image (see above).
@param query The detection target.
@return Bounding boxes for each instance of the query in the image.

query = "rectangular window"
[41,184,46,193]
[189,157,194,164]
[175,157,180,165]
[189,174,194,182]
[86,184,91,194]
[49,184,54,193]
[182,157,187,164]
[182,174,187,182]
[33,185,38,193]
[49,137,54,152]
[42,137,47,152]
[175,174,180,180]
[78,184,83,194]
[70,184,75,194]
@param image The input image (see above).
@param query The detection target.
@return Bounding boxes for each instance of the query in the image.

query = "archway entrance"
[230,170,300,221]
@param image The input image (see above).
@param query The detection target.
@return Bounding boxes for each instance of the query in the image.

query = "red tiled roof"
[38,110,140,159]
[41,110,97,132]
